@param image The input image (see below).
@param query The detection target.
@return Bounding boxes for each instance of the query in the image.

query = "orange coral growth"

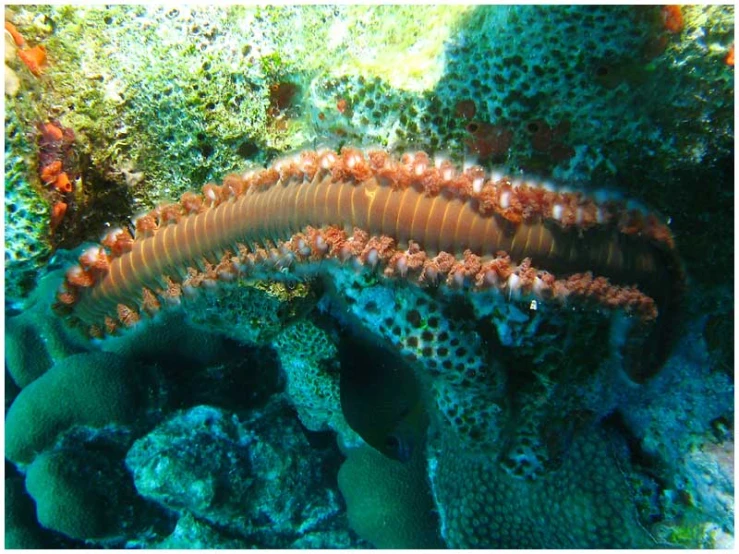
[53,172,73,193]
[50,202,67,230]
[726,44,734,67]
[661,6,683,34]
[41,122,64,142]
[17,44,47,76]
[40,160,63,184]
[4,21,26,47]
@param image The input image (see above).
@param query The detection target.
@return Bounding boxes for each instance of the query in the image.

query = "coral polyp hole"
[595,65,609,77]
[527,122,540,134]
[466,122,479,134]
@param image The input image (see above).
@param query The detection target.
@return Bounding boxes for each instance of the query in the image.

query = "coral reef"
[185,278,317,345]
[4,99,52,299]
[3,4,733,550]
[272,319,357,442]
[25,432,162,543]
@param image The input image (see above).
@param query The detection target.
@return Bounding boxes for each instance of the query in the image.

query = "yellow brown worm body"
[55,148,684,375]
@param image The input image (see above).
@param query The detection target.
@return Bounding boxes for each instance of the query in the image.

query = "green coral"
[338,443,443,548]
[4,87,51,299]
[272,319,357,443]
[429,426,656,548]
[26,443,149,542]
[5,475,51,548]
[5,352,146,465]
[5,269,88,388]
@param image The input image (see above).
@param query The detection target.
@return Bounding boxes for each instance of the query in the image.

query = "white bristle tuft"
[499,190,511,210]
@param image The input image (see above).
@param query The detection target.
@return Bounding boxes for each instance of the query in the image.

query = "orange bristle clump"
[66,265,95,288]
[101,228,134,258]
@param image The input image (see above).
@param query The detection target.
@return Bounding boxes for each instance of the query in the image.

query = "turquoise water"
[4,5,734,548]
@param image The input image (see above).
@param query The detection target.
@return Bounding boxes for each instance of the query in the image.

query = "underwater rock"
[149,513,251,549]
[126,402,348,547]
[125,405,255,530]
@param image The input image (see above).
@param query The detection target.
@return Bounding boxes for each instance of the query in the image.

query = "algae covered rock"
[126,402,349,547]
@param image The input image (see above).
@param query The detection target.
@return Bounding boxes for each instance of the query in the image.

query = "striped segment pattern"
[55,148,683,355]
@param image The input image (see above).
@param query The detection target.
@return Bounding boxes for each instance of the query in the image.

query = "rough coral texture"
[326,268,506,449]
[429,426,655,548]
[272,319,357,442]
[185,279,317,345]
[126,402,352,548]
[4,104,51,298]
